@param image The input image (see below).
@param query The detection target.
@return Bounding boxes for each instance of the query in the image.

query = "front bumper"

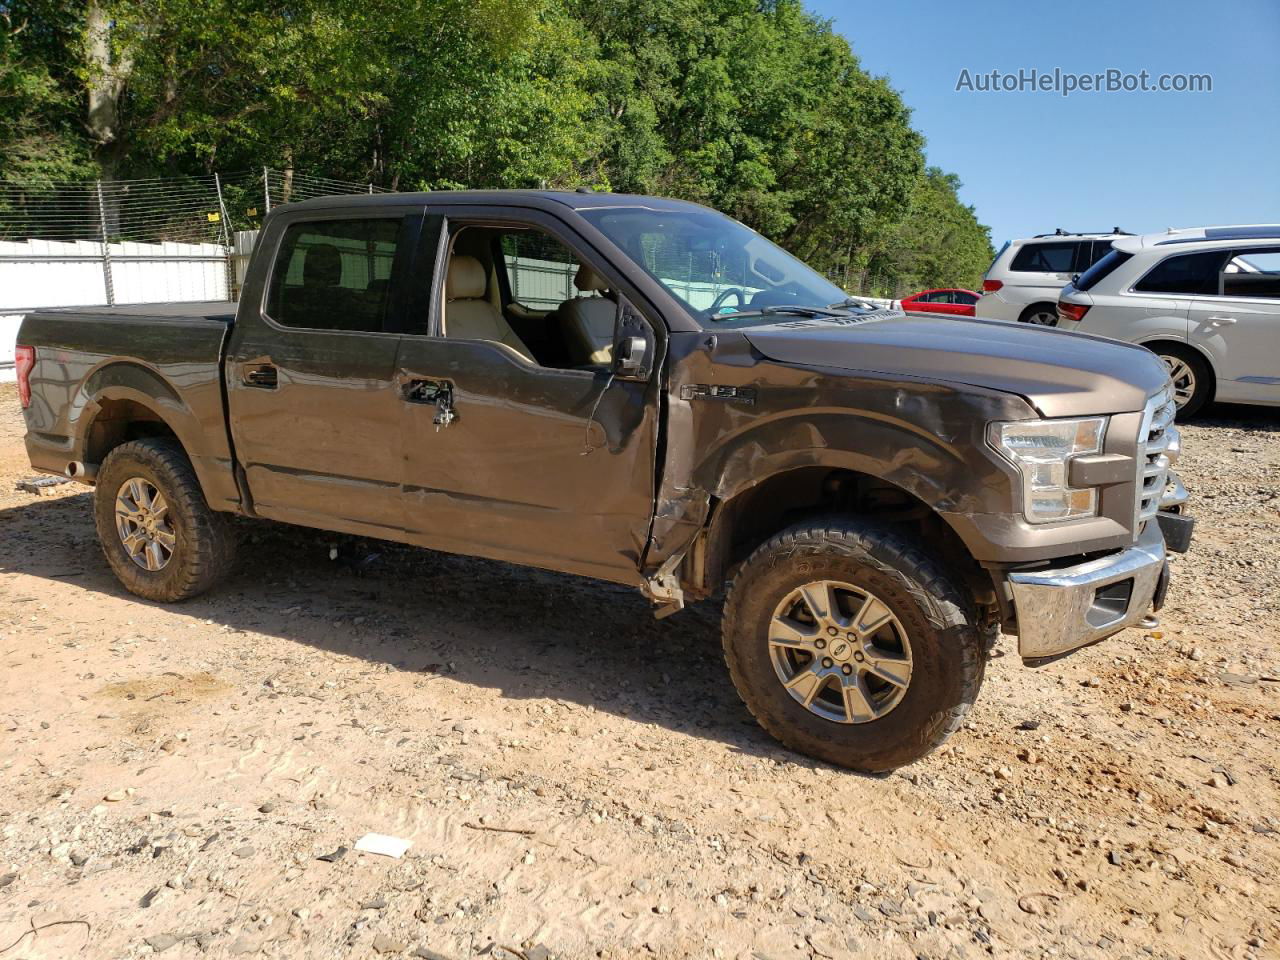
[1008,519,1176,664]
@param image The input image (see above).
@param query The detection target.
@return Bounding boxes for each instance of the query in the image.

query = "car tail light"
[1058,301,1090,323]
[982,279,1003,292]
[15,345,35,408]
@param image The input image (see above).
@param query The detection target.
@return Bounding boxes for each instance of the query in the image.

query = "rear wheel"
[722,519,985,772]
[1153,344,1212,418]
[1018,302,1059,326]
[94,438,237,602]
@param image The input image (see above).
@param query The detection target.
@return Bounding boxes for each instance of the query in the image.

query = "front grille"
[1136,385,1178,527]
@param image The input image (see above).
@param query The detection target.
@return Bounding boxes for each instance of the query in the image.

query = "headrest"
[446,255,487,300]
[302,244,343,287]
[575,263,609,293]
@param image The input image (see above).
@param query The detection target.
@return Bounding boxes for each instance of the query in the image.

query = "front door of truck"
[226,211,420,535]
[393,209,660,583]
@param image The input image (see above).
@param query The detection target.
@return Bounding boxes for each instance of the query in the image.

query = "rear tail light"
[1057,301,1090,323]
[15,345,35,409]
[982,279,1003,292]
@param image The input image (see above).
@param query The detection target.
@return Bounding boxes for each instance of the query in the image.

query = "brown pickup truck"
[15,190,1194,770]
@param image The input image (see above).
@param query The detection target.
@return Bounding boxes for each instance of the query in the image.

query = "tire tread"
[721,518,984,771]
[95,438,236,602]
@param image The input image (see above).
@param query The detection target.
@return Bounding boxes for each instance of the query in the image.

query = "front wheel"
[722,520,985,772]
[94,438,237,602]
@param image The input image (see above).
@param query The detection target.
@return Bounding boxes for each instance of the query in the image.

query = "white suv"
[977,230,1129,326]
[1056,225,1280,417]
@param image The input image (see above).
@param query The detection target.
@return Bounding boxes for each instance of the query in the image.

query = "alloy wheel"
[1160,355,1197,409]
[1025,309,1058,326]
[115,477,177,571]
[768,580,913,724]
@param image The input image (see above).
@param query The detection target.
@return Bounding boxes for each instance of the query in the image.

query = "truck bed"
[17,300,239,510]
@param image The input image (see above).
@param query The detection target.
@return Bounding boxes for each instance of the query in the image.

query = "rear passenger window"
[266,218,401,331]
[1133,251,1229,295]
[1010,242,1076,273]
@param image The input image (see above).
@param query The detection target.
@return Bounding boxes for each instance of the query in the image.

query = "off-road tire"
[94,438,237,602]
[722,519,985,772]
[1018,302,1059,327]
[1153,343,1213,419]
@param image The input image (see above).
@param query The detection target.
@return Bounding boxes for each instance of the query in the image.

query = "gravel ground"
[0,381,1277,960]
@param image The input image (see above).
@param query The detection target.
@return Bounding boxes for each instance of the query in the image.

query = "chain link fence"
[0,169,385,312]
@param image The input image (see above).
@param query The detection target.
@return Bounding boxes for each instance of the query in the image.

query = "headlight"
[992,417,1106,523]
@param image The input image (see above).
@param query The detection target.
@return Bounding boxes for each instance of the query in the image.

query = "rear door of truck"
[224,205,424,535]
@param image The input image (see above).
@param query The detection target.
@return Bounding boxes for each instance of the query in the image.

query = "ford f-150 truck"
[15,190,1194,771]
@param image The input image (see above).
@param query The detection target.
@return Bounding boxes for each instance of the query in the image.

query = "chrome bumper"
[1008,520,1167,663]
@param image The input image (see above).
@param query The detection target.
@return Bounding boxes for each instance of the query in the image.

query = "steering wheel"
[708,288,748,313]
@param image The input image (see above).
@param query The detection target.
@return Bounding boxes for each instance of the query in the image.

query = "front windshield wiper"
[711,304,851,321]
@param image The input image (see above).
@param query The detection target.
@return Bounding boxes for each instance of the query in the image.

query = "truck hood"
[741,313,1170,417]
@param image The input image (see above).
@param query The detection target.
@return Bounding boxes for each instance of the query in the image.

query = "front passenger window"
[266,218,401,332]
[442,223,618,370]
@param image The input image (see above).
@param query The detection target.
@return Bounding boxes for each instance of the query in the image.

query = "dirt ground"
[0,380,1277,960]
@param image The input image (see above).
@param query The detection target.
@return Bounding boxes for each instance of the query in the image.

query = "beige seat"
[560,264,617,365]
[444,254,534,362]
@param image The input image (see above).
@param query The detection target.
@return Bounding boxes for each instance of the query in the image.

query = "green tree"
[571,0,923,280]
[0,0,991,294]
[860,166,995,296]
[0,1,94,181]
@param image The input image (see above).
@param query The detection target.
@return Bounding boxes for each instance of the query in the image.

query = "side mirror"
[612,297,654,381]
[618,336,647,374]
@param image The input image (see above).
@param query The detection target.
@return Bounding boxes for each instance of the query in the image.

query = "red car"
[899,288,980,317]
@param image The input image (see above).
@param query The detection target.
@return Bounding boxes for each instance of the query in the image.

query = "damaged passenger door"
[392,207,662,584]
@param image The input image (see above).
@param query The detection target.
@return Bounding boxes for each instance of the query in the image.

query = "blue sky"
[808,0,1280,248]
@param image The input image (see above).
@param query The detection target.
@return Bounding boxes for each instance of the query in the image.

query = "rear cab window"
[266,218,403,331]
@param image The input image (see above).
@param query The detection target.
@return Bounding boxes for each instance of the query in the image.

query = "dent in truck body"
[643,320,1163,595]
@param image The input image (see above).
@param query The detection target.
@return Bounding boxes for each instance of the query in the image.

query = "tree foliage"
[860,167,996,295]
[0,0,992,290]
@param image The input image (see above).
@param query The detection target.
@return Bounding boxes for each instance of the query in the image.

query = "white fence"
[0,238,233,383]
[0,239,231,312]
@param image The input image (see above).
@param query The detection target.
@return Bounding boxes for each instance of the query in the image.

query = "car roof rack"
[1032,228,1133,238]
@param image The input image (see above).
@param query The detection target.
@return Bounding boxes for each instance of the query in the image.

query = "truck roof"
[283,189,709,214]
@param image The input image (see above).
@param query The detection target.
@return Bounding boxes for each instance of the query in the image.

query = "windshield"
[579,206,851,327]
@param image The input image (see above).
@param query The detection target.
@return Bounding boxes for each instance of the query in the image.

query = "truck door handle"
[242,363,278,388]
[403,378,456,428]
[1206,316,1238,326]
